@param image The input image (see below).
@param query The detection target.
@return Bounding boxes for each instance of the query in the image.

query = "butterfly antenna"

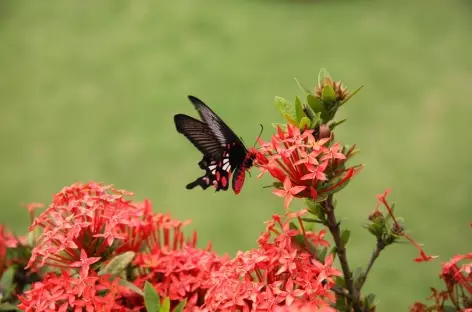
[252,124,264,148]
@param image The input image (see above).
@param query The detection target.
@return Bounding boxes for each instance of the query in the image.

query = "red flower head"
[27,182,153,271]
[255,124,362,210]
[204,210,340,311]
[122,208,228,311]
[18,271,124,312]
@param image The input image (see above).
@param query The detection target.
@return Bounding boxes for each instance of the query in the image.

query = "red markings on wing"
[233,168,246,194]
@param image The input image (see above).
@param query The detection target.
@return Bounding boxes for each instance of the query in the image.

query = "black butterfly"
[174,96,257,194]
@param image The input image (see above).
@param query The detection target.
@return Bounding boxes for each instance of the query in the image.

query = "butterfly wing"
[186,155,232,192]
[174,96,252,193]
[187,95,245,149]
[174,114,223,160]
[231,151,256,194]
[232,165,246,194]
[174,114,232,191]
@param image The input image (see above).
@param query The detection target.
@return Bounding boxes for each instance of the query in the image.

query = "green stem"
[323,195,361,311]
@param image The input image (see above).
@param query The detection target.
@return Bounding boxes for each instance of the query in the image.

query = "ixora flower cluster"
[410,233,472,311]
[255,124,361,210]
[14,182,226,311]
[0,182,339,312]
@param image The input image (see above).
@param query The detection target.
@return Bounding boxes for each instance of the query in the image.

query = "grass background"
[1,0,471,310]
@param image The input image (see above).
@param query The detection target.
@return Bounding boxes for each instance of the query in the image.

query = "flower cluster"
[204,210,340,311]
[17,182,225,312]
[410,225,472,311]
[128,216,227,311]
[255,124,361,210]
[26,182,148,270]
[18,272,123,312]
[367,189,437,263]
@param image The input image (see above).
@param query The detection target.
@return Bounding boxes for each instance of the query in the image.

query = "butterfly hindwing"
[186,155,232,192]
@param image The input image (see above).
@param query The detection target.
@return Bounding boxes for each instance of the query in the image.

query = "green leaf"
[119,278,144,296]
[317,246,328,262]
[159,297,171,312]
[364,293,377,309]
[300,217,324,224]
[318,68,332,85]
[335,276,345,288]
[364,222,383,238]
[0,266,16,296]
[293,77,312,95]
[274,96,296,121]
[307,95,328,121]
[294,96,304,122]
[443,305,458,312]
[340,229,350,247]
[283,113,298,126]
[298,116,311,130]
[329,119,347,131]
[305,199,326,222]
[341,85,364,106]
[173,299,187,312]
[271,123,287,131]
[99,251,135,277]
[144,281,160,312]
[352,266,364,287]
[302,104,321,128]
[321,85,336,103]
[334,293,347,311]
[27,227,41,247]
[0,303,21,311]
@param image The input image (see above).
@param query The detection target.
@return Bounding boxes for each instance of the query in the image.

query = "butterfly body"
[174,96,256,194]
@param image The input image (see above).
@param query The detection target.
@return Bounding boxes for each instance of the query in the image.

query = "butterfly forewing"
[187,96,244,148]
[174,114,223,160]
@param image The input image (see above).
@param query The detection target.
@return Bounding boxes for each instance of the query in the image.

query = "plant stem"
[323,195,361,311]
[357,239,385,290]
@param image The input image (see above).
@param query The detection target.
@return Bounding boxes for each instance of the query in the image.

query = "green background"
[1,0,471,310]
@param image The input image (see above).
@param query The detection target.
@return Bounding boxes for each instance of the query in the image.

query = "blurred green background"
[1,0,471,310]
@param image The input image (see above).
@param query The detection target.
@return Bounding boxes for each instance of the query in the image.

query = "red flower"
[26,182,153,271]
[204,211,340,311]
[273,177,306,210]
[256,124,362,209]
[18,271,123,312]
[24,181,223,312]
[69,249,101,277]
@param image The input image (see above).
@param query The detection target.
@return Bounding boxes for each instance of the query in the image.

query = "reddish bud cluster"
[255,124,361,210]
[203,210,340,311]
[410,227,472,312]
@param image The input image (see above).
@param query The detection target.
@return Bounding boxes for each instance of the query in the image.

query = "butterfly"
[174,96,257,194]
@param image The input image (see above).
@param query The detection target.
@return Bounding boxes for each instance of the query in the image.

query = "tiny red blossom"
[273,177,306,210]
